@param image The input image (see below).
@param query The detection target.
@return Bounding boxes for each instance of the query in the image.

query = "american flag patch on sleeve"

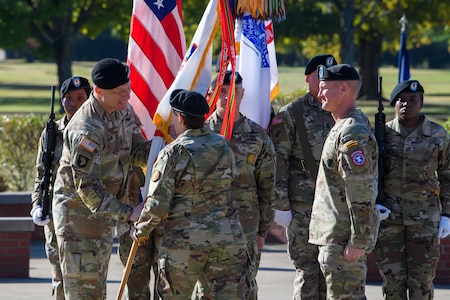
[80,137,97,153]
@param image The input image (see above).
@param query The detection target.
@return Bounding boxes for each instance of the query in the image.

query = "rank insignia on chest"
[151,170,161,182]
[247,154,255,164]
[350,150,366,166]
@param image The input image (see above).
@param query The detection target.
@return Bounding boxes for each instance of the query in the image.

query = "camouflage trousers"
[288,202,326,300]
[118,231,156,300]
[194,238,260,299]
[157,245,250,300]
[44,220,64,300]
[56,229,115,299]
[373,221,440,300]
[317,244,367,300]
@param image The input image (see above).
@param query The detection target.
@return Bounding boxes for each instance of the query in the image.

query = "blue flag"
[398,30,410,82]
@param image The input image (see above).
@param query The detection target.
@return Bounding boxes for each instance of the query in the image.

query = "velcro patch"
[350,150,366,166]
[344,140,359,150]
[80,137,97,153]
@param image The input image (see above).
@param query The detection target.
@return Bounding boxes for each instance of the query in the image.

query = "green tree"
[0,0,132,87]
[0,114,47,191]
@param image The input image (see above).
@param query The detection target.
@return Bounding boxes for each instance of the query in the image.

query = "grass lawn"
[0,59,449,125]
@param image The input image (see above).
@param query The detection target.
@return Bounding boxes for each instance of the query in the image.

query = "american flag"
[127,0,186,140]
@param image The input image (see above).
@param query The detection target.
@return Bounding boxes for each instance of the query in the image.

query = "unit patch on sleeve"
[350,149,366,166]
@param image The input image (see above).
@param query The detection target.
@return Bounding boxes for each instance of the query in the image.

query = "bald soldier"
[309,64,380,298]
[52,58,152,299]
[131,89,249,299]
[373,79,450,299]
[270,54,337,300]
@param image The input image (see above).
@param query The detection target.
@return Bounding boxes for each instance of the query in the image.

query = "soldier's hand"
[274,209,292,227]
[438,216,450,239]
[376,204,391,221]
[129,225,138,242]
[129,202,144,222]
[343,245,365,261]
[30,206,50,226]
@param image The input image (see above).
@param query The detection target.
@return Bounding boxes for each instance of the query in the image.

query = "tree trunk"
[357,28,383,100]
[338,0,356,65]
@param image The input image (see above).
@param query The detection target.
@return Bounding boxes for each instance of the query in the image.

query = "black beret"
[91,58,129,89]
[211,70,243,89]
[389,79,424,106]
[305,54,337,75]
[318,64,360,81]
[170,89,209,117]
[60,76,91,98]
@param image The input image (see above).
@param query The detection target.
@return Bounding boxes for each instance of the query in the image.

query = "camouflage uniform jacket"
[52,96,151,238]
[206,112,276,239]
[270,92,335,210]
[309,108,380,250]
[134,127,247,250]
[32,116,67,211]
[383,115,450,225]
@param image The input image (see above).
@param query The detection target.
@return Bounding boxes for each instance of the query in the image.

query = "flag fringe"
[234,0,286,21]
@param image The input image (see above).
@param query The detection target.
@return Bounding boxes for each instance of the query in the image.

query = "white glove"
[129,225,138,242]
[30,205,50,226]
[438,216,450,239]
[274,209,292,228]
[376,204,391,221]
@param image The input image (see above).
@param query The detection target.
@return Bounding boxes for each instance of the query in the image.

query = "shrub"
[0,114,47,191]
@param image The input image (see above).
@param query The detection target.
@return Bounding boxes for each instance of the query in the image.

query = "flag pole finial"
[399,14,407,32]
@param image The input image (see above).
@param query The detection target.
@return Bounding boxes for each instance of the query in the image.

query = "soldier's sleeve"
[134,147,175,239]
[31,129,46,208]
[438,133,450,216]
[67,129,132,222]
[269,110,294,211]
[255,134,276,237]
[338,127,379,249]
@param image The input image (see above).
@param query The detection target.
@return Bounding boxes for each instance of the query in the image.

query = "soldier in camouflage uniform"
[270,54,337,300]
[373,79,450,299]
[52,58,152,299]
[131,89,249,299]
[309,64,380,299]
[195,70,275,299]
[31,76,91,299]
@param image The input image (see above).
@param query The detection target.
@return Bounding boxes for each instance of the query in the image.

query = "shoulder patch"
[343,140,359,150]
[76,154,90,168]
[350,150,366,166]
[151,170,161,182]
[80,137,97,153]
[271,115,283,126]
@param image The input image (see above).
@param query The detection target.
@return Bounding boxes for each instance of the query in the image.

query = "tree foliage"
[0,114,48,191]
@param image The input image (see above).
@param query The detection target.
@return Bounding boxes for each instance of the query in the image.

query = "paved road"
[1,240,449,299]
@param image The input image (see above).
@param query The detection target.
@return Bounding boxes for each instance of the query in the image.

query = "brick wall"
[0,192,44,241]
[267,221,450,284]
[0,217,35,278]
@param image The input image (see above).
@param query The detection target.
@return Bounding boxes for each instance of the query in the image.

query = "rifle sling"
[289,100,318,180]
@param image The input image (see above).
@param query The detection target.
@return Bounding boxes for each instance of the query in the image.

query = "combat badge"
[350,149,366,166]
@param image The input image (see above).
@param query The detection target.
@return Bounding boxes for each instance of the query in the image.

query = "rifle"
[40,86,57,220]
[374,76,385,205]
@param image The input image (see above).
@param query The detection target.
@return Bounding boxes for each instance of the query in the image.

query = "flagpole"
[398,14,410,83]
